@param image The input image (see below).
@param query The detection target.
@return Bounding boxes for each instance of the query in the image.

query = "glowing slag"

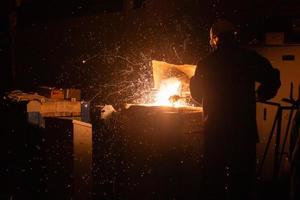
[154,78,184,107]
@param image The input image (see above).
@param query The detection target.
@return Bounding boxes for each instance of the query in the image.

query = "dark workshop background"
[1,0,299,103]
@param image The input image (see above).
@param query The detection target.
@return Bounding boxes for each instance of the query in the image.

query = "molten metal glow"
[154,78,184,107]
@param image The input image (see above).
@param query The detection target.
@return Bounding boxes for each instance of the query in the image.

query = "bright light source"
[154,78,186,107]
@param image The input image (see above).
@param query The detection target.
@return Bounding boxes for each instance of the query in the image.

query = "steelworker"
[190,20,281,200]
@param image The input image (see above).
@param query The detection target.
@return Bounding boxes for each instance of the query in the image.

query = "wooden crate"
[37,86,64,100]
[27,100,81,117]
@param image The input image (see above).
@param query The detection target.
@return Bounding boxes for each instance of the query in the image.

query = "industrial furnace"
[97,60,204,199]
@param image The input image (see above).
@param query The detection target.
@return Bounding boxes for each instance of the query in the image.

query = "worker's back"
[202,46,258,141]
[190,45,280,200]
[192,45,280,143]
[190,19,281,200]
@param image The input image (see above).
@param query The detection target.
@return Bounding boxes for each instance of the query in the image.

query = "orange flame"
[154,78,185,107]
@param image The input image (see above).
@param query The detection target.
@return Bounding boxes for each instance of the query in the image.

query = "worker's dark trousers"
[202,139,257,200]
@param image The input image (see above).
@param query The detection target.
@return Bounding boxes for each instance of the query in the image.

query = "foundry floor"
[2,99,294,199]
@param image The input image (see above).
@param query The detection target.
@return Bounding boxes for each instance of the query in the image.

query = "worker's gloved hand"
[256,68,281,101]
[256,85,276,101]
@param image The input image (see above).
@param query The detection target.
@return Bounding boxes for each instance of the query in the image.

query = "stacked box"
[37,86,64,100]
[64,88,81,101]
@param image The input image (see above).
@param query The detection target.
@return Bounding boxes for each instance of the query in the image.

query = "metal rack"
[257,83,300,180]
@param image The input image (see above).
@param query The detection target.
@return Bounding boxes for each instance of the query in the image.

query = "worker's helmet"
[209,19,237,48]
[210,19,236,37]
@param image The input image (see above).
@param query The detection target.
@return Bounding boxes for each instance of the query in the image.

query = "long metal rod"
[257,107,280,177]
[273,107,282,180]
[278,109,295,174]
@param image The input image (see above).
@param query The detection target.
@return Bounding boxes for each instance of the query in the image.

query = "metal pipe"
[278,109,295,173]
[273,107,282,180]
[257,106,280,177]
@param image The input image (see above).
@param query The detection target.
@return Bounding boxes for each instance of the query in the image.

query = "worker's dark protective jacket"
[190,44,281,199]
[190,45,280,144]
